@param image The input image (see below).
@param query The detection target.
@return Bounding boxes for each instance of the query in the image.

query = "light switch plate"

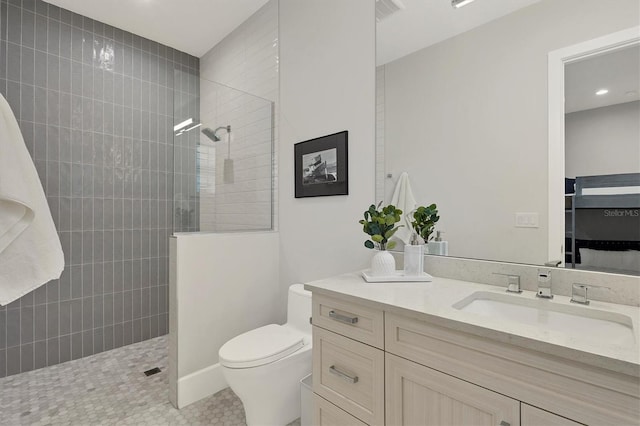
[515,212,539,228]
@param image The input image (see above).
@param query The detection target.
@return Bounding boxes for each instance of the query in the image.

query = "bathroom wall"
[198,0,278,232]
[0,0,198,377]
[381,0,639,265]
[278,0,376,303]
[565,101,640,178]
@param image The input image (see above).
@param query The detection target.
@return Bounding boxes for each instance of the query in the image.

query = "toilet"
[219,284,312,426]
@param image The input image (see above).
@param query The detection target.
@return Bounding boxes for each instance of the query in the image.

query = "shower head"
[201,125,231,142]
[201,127,220,142]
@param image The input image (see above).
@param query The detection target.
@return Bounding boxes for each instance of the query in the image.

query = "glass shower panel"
[173,71,274,233]
[172,69,200,232]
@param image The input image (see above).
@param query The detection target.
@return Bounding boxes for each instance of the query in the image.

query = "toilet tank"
[286,284,312,335]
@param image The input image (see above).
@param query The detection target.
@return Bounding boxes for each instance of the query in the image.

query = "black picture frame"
[294,131,348,198]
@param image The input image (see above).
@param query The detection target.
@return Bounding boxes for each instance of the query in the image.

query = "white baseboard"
[177,363,228,409]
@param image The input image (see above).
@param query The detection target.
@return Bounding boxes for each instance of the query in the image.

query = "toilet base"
[222,346,312,426]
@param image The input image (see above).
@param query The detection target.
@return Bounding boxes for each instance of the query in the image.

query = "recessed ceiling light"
[595,89,609,96]
[625,90,638,97]
[452,0,477,8]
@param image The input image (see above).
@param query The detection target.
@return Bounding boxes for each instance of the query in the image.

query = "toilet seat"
[219,324,305,369]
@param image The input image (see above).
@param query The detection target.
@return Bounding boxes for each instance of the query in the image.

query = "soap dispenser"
[403,233,424,276]
[427,231,449,256]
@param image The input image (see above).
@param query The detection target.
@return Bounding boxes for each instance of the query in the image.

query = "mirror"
[549,30,640,275]
[375,0,640,275]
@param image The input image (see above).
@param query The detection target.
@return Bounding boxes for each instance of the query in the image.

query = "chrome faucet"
[494,273,522,293]
[571,283,610,305]
[571,284,590,305]
[536,269,553,299]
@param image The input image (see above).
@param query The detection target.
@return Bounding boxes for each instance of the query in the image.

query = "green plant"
[359,202,403,250]
[411,204,440,242]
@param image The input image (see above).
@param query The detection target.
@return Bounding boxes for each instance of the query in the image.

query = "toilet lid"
[219,324,305,369]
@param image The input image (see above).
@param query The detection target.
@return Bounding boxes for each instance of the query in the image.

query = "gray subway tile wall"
[0,0,199,377]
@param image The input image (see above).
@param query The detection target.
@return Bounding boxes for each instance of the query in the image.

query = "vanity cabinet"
[385,312,637,425]
[311,292,639,426]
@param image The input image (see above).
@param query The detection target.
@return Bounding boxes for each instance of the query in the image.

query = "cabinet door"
[522,404,583,426]
[386,353,520,426]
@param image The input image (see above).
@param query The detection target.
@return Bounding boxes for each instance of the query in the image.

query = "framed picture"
[294,131,349,198]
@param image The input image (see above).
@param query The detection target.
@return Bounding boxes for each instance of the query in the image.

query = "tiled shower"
[0,0,199,377]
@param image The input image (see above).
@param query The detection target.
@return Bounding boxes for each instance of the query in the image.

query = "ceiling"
[565,45,640,113]
[376,0,541,65]
[43,0,269,57]
[44,0,544,63]
[43,0,639,112]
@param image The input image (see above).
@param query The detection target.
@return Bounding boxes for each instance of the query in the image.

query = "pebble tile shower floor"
[0,336,301,425]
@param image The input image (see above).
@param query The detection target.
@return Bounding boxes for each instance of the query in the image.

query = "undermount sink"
[452,291,636,347]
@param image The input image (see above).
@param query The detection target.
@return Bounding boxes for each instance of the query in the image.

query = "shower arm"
[214,125,231,158]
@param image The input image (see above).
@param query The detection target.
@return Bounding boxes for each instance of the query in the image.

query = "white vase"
[371,250,396,276]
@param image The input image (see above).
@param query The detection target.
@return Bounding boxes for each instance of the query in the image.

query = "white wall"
[566,101,640,178]
[382,0,639,265]
[168,232,280,408]
[198,0,279,232]
[278,0,376,309]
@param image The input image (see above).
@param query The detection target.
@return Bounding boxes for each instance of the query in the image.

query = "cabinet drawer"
[313,394,369,426]
[313,326,384,425]
[312,293,384,348]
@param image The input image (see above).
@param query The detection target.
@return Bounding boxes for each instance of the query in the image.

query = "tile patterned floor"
[0,336,302,426]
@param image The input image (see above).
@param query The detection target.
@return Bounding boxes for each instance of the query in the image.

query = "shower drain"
[144,367,162,376]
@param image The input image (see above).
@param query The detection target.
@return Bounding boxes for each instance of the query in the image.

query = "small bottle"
[404,233,424,276]
[427,231,449,256]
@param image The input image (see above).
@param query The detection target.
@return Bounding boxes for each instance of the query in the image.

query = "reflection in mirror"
[561,45,639,275]
[375,0,640,274]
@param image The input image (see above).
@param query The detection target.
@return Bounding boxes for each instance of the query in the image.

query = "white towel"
[0,93,64,306]
[390,172,417,245]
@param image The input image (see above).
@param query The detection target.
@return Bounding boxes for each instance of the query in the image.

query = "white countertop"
[305,272,640,378]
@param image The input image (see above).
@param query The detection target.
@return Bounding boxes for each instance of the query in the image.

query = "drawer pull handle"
[328,310,358,325]
[329,365,359,384]
[499,422,510,426]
